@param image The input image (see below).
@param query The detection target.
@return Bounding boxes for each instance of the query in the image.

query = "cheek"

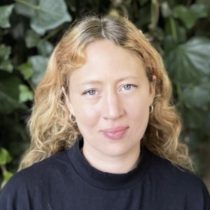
[126,95,150,124]
[127,104,150,141]
[129,104,149,123]
[74,103,100,128]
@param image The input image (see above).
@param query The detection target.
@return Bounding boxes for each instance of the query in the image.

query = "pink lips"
[101,126,129,140]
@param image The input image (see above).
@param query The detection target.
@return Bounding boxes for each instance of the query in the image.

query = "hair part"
[19,15,192,171]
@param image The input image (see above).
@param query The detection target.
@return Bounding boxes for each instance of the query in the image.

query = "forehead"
[70,39,147,83]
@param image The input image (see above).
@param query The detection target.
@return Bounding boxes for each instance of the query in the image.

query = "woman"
[0,15,209,210]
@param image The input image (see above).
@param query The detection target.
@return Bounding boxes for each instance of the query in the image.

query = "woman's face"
[68,39,154,161]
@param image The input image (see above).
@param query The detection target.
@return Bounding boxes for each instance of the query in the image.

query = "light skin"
[66,39,155,174]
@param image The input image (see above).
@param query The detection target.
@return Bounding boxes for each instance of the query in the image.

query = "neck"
[82,144,140,174]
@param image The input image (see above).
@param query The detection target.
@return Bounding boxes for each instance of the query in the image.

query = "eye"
[120,84,138,92]
[82,89,97,96]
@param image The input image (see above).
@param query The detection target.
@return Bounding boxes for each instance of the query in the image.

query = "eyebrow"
[117,76,139,82]
[80,76,139,86]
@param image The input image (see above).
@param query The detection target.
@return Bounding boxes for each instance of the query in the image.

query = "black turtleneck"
[0,138,209,210]
[69,139,150,190]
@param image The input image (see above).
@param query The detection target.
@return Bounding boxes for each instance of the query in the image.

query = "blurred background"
[0,0,210,191]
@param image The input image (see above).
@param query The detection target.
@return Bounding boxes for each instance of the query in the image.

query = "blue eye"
[121,84,137,91]
[123,84,132,90]
[82,89,97,96]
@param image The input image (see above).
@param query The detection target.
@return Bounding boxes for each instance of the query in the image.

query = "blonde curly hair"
[19,15,192,170]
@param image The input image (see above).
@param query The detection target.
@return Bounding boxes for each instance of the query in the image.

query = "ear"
[62,87,75,116]
[150,75,157,93]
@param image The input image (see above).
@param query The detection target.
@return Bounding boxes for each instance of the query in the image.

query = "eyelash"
[82,89,97,96]
[120,84,138,91]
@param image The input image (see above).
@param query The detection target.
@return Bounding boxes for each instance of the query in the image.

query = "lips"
[100,126,129,140]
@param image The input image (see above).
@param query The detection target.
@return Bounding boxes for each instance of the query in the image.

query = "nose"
[102,90,124,120]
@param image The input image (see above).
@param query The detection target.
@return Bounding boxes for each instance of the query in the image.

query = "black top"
[0,139,210,210]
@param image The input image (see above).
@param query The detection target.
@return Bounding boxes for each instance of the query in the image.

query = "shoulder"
[0,149,74,209]
[145,149,210,207]
[147,149,203,188]
[0,149,71,198]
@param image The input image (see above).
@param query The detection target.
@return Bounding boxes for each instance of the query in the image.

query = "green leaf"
[190,4,207,19]
[181,84,210,109]
[184,38,210,75]
[31,0,71,34]
[164,18,187,43]
[182,108,208,130]
[25,30,40,48]
[173,5,197,29]
[0,44,13,73]
[19,55,48,85]
[0,90,22,113]
[18,63,33,80]
[0,5,14,28]
[15,0,36,18]
[0,76,21,100]
[165,37,210,84]
[173,4,208,29]
[0,60,13,73]
[29,55,48,85]
[1,170,13,188]
[19,84,33,103]
[0,148,12,165]
[37,40,53,56]
[0,45,11,60]
[25,30,53,55]
[15,0,71,34]
[182,130,206,153]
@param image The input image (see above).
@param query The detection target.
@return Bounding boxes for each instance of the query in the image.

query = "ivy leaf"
[165,37,210,84]
[18,63,33,80]
[0,60,13,73]
[1,170,13,188]
[0,45,13,73]
[15,0,71,34]
[0,148,12,165]
[29,55,48,85]
[15,0,36,18]
[25,30,40,48]
[25,30,53,55]
[31,0,71,34]
[0,45,11,62]
[19,84,33,103]
[0,5,14,28]
[37,40,53,56]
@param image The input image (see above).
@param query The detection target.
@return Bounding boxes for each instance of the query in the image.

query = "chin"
[101,142,139,157]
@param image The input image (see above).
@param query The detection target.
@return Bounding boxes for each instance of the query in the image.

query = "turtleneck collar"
[67,137,152,190]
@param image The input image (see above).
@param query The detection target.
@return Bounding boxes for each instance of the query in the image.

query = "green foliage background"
[0,0,210,187]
